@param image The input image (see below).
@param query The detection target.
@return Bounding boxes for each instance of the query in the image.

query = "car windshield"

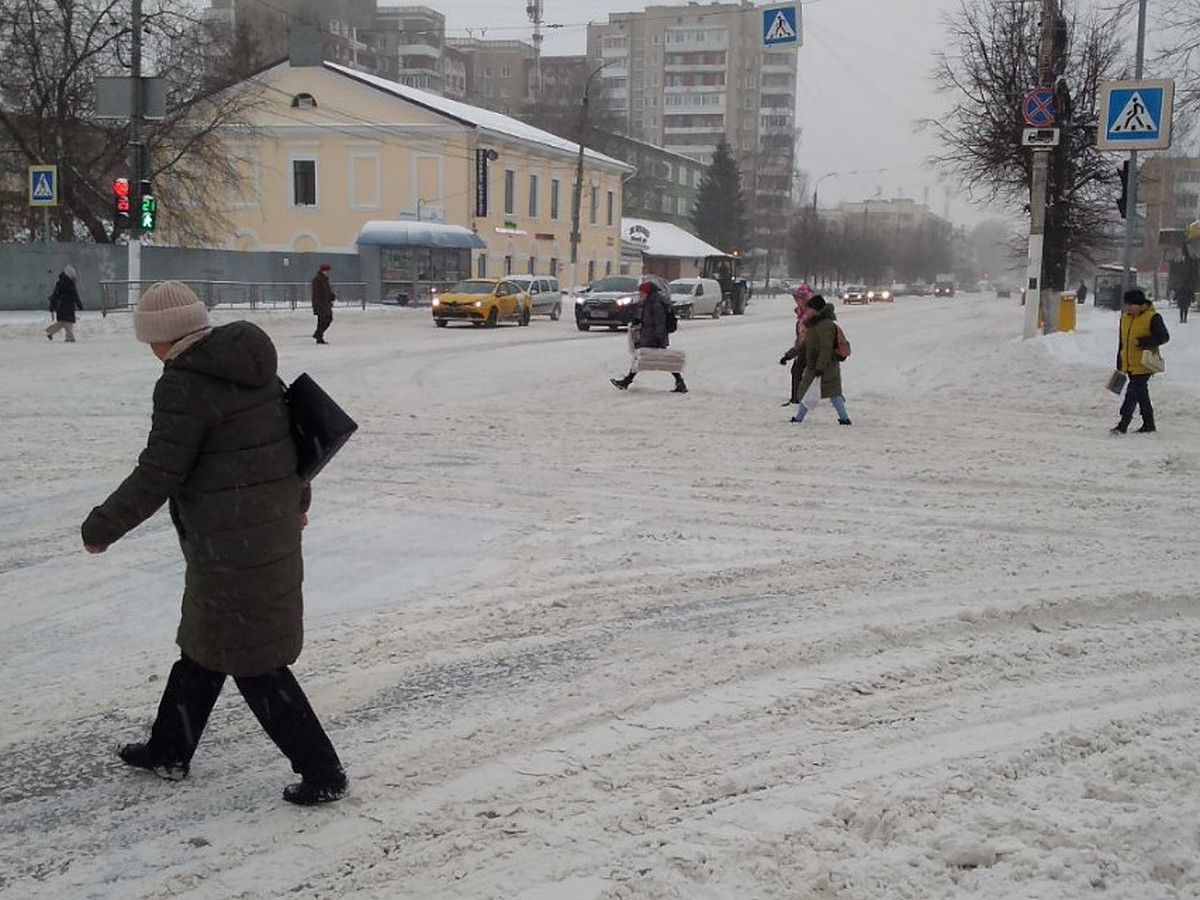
[846,285,866,292]
[589,276,639,293]
[668,283,696,296]
[449,281,496,295]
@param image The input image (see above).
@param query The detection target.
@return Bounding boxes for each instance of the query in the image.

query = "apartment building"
[585,2,798,260]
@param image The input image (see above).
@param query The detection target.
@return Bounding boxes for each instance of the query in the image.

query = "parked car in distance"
[933,281,956,297]
[668,277,726,318]
[431,278,532,328]
[994,283,1013,298]
[506,274,563,320]
[909,282,932,296]
[867,286,894,302]
[574,274,642,331]
[841,284,869,304]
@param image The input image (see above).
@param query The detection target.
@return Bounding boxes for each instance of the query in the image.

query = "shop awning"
[622,217,729,259]
[357,220,487,249]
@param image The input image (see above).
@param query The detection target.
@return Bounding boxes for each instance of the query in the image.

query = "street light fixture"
[569,58,619,293]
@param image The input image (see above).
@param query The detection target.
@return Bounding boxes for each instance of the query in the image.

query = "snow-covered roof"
[357,220,486,249]
[323,62,632,173]
[622,217,729,259]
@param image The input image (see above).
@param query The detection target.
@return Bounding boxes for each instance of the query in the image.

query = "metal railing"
[99,281,368,316]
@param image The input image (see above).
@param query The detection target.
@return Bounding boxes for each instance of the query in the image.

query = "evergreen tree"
[691,142,747,254]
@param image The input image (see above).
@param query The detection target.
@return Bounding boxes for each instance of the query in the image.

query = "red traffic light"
[113,177,130,198]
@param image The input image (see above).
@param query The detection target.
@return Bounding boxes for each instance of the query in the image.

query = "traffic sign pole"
[1121,0,1148,296]
[1023,0,1057,339]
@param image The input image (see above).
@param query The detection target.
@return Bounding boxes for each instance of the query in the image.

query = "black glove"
[779,356,788,366]
[1136,336,1154,349]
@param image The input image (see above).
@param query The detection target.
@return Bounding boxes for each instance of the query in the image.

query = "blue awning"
[357,220,487,249]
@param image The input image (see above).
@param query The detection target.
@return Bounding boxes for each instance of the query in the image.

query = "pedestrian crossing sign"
[28,165,58,207]
[762,5,800,48]
[1097,79,1174,150]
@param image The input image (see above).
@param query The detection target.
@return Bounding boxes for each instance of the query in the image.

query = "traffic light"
[113,177,131,231]
[1116,161,1130,219]
[138,179,156,232]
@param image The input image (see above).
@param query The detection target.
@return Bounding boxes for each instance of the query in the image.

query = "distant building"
[586,3,798,266]
[1137,156,1200,274]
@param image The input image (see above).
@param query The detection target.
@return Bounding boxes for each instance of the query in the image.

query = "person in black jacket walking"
[45,265,83,342]
[610,277,687,393]
[311,263,335,344]
[82,281,347,806]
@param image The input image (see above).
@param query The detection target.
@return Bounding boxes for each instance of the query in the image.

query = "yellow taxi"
[431,278,532,328]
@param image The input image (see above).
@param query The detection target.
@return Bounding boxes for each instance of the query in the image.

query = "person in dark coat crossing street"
[45,265,83,342]
[81,281,347,806]
[311,263,335,343]
[610,277,687,393]
[790,295,852,425]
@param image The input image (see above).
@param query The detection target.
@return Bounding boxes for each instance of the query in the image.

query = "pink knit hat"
[133,281,210,344]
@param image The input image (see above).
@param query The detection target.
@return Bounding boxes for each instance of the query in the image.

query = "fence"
[99,281,368,316]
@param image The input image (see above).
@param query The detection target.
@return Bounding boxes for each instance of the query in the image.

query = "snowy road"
[2,293,1198,898]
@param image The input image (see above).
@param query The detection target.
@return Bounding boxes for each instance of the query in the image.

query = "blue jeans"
[795,394,849,422]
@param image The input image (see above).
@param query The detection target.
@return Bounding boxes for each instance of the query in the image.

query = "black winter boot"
[610,375,633,390]
[283,769,348,806]
[672,374,688,393]
[1136,411,1156,433]
[1110,416,1131,434]
[118,742,189,781]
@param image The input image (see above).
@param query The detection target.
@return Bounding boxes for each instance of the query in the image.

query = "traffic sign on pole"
[1097,79,1173,150]
[29,165,58,207]
[762,5,800,48]
[1022,89,1057,127]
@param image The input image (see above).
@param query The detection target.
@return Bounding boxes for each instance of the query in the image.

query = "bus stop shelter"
[357,220,486,305]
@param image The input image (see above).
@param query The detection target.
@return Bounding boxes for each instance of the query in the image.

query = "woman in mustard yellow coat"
[1113,289,1170,434]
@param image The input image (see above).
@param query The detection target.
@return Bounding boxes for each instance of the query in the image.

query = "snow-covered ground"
[2,292,1198,899]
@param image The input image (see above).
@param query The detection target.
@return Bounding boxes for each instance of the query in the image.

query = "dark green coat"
[82,322,307,676]
[794,305,844,400]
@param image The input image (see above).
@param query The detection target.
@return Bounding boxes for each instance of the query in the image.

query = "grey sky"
[433,0,1005,226]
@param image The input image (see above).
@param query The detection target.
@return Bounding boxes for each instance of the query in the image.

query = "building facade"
[585,2,798,263]
[180,56,631,294]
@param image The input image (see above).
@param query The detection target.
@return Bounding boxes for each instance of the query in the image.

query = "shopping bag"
[1141,349,1165,373]
[1105,370,1127,394]
[284,373,358,482]
[631,347,686,373]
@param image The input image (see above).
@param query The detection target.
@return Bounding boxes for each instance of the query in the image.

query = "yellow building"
[204,53,632,295]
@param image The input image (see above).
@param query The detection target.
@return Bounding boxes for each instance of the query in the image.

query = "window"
[589,186,598,225]
[550,178,560,219]
[528,174,539,218]
[292,159,316,206]
[549,257,558,276]
[477,255,487,277]
[528,256,536,274]
[587,260,596,281]
[606,190,614,226]
[504,255,513,274]
[605,260,612,276]
[501,66,511,78]
[504,170,516,216]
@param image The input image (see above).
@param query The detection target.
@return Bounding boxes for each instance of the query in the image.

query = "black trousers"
[314,312,332,341]
[1118,373,1153,426]
[147,654,343,780]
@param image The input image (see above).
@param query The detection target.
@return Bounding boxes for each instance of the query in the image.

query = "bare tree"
[0,0,263,245]
[923,0,1127,287]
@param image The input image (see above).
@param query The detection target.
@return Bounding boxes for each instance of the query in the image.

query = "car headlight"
[575,296,586,305]
[867,291,875,299]
[474,300,484,308]
[882,291,891,299]
[616,296,633,306]
[431,297,440,307]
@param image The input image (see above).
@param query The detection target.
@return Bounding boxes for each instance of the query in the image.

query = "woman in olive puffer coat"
[82,281,346,806]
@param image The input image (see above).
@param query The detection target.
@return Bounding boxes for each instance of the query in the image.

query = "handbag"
[1105,370,1127,394]
[1141,349,1165,373]
[283,373,358,482]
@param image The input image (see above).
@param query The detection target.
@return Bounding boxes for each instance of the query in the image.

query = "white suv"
[507,275,563,320]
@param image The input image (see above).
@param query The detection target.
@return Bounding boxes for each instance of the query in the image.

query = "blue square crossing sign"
[29,165,58,207]
[1097,79,1174,150]
[762,5,800,48]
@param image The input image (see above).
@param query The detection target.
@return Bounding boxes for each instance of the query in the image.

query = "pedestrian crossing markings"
[32,173,54,199]
[1111,92,1157,134]
[765,11,795,41]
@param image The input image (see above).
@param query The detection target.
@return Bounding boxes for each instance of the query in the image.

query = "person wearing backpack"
[610,277,688,393]
[789,295,852,425]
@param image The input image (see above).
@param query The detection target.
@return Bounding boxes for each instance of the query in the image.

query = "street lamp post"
[569,59,617,294]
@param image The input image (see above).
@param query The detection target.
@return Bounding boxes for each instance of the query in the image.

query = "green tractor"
[701,255,749,315]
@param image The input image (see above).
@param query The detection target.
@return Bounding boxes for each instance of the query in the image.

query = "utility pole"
[569,60,614,293]
[1023,0,1058,339]
[127,0,144,308]
[1120,0,1149,295]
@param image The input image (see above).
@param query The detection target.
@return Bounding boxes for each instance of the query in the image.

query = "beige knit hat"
[133,281,210,344]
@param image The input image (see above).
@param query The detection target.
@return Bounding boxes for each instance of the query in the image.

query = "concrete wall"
[0,243,360,311]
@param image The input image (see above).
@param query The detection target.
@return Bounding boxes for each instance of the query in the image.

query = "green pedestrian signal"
[140,194,157,231]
